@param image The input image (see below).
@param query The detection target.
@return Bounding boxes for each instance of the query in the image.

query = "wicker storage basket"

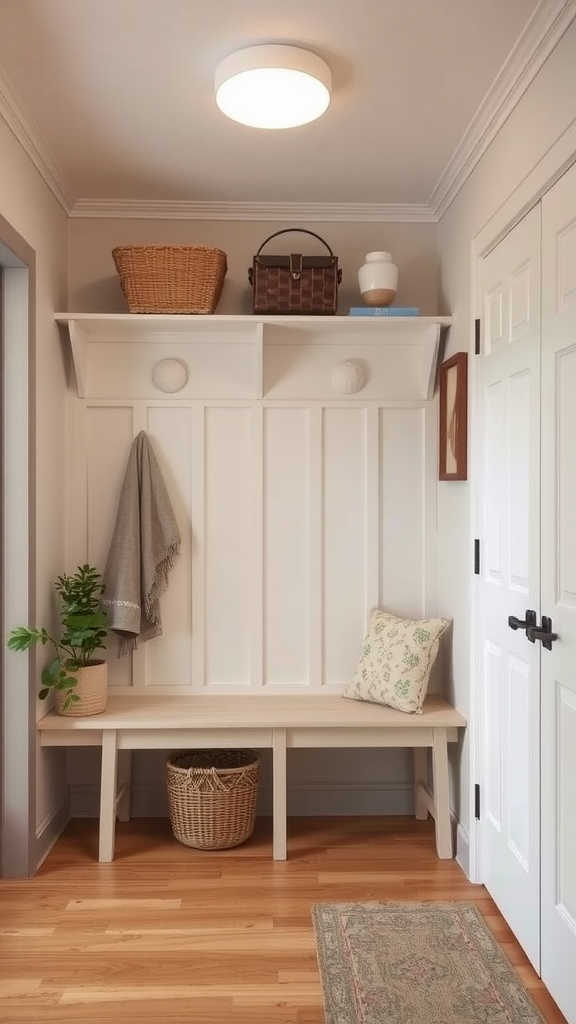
[112,244,227,314]
[166,749,261,850]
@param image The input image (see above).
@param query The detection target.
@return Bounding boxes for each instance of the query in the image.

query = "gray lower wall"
[67,746,419,817]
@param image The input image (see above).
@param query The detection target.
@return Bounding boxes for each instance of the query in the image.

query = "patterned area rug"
[312,901,545,1024]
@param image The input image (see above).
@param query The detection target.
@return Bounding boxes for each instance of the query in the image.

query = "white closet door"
[540,160,576,1024]
[478,205,542,970]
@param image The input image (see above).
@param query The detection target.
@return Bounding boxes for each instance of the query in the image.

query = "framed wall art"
[439,352,468,481]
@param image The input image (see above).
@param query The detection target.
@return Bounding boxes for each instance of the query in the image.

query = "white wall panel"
[87,336,258,400]
[69,383,436,825]
[85,406,135,689]
[77,395,433,700]
[263,408,310,686]
[263,335,425,401]
[380,407,425,617]
[204,406,252,686]
[145,408,193,687]
[86,406,135,568]
[323,408,367,686]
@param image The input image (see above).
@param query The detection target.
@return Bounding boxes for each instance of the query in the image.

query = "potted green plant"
[7,563,110,716]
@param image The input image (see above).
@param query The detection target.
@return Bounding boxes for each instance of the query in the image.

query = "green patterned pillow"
[344,609,450,714]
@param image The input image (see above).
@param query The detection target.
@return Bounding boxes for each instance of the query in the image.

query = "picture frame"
[439,352,468,481]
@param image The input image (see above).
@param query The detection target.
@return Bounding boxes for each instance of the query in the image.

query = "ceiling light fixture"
[214,44,331,130]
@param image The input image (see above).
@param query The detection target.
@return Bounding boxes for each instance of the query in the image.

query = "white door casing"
[540,160,576,1024]
[478,204,542,971]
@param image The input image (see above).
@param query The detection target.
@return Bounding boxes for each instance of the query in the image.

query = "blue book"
[348,306,420,317]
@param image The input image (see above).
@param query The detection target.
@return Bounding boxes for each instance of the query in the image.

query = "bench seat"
[38,693,466,862]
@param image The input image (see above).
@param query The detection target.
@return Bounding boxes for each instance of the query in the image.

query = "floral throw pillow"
[344,609,450,714]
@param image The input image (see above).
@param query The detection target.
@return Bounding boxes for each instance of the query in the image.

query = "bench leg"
[272,728,287,861]
[413,747,429,820]
[99,729,118,862]
[117,750,132,822]
[432,728,453,859]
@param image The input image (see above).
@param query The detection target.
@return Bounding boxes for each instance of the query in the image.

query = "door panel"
[540,160,576,1024]
[478,204,541,971]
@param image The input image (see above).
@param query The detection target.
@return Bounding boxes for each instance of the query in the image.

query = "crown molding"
[69,199,437,222]
[429,0,576,219]
[0,63,73,214]
[1,0,574,224]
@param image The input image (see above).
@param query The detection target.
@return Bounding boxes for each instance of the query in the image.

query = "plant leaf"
[58,676,78,691]
[7,627,50,651]
[41,659,65,687]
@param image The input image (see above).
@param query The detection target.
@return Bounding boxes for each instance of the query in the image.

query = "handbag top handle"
[255,228,335,260]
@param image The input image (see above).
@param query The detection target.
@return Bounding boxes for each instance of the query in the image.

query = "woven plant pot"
[166,749,261,850]
[55,660,108,717]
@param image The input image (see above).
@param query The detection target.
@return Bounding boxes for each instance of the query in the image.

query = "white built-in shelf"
[55,313,452,401]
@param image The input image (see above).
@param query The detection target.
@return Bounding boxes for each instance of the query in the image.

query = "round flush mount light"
[214,44,331,129]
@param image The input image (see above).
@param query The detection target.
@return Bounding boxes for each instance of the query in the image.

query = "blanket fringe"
[144,542,181,619]
[117,541,180,656]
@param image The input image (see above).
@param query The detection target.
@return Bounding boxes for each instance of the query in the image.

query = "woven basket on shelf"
[112,244,228,314]
[166,749,261,850]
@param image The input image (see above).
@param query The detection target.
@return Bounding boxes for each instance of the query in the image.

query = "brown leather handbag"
[248,228,342,315]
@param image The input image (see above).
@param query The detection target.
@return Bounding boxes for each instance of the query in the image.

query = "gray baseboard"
[70,780,415,818]
[456,822,471,879]
[35,795,70,868]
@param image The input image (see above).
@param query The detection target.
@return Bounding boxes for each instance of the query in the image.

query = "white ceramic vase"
[358,251,398,307]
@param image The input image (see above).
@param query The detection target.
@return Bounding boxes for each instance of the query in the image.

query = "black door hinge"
[474,784,481,820]
[474,539,480,575]
[475,319,481,355]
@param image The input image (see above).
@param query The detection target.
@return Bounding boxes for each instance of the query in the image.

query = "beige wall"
[0,118,69,592]
[0,115,70,871]
[67,218,439,315]
[437,19,576,864]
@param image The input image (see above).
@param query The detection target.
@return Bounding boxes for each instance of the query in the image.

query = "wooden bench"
[37,693,466,863]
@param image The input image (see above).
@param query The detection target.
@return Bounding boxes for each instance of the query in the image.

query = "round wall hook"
[152,358,189,393]
[331,359,367,395]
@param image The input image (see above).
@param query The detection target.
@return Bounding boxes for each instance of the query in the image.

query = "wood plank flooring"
[0,816,568,1023]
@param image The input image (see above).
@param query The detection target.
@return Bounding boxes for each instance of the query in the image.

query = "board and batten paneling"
[380,406,426,616]
[264,406,310,687]
[62,315,446,815]
[323,407,368,686]
[71,397,435,694]
[204,404,253,687]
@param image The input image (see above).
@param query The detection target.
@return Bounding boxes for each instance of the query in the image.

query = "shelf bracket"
[424,323,442,400]
[68,320,88,398]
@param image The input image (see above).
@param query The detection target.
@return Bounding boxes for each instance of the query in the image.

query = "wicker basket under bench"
[166,748,261,850]
[37,693,466,863]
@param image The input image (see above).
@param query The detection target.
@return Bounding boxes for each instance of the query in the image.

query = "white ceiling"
[0,0,572,218]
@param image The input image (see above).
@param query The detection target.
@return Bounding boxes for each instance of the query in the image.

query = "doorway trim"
[0,214,36,878]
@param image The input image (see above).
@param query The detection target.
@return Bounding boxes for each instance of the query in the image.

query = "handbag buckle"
[290,253,302,280]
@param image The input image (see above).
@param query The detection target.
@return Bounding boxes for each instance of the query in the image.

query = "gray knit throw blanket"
[102,431,181,655]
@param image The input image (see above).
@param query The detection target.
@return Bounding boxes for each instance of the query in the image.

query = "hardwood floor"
[0,816,567,1023]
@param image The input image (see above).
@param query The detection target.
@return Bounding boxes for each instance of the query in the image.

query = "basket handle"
[254,228,335,259]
